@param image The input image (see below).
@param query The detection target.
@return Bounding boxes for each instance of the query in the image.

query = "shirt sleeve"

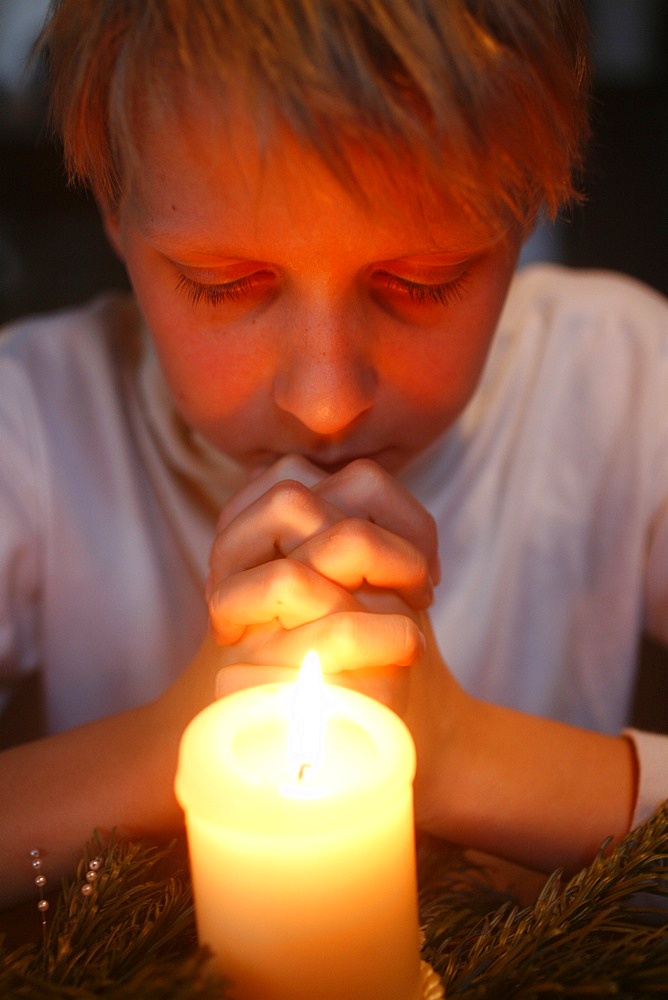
[623,728,668,828]
[0,352,44,692]
[641,281,668,645]
[626,282,668,827]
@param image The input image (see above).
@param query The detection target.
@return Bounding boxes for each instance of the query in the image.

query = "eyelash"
[175,273,264,306]
[377,272,469,306]
[175,269,469,309]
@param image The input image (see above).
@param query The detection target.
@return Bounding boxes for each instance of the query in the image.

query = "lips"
[245,446,401,476]
[304,456,361,473]
[297,450,392,474]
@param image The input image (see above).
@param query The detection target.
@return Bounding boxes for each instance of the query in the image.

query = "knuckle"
[339,456,387,489]
[266,478,315,514]
[263,557,308,599]
[330,515,374,545]
[318,518,378,567]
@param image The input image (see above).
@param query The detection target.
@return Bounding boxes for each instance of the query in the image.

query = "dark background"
[0,0,666,734]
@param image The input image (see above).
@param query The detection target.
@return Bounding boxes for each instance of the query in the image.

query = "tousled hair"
[38,0,591,233]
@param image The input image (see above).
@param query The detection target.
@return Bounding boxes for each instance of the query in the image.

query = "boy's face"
[103,102,521,475]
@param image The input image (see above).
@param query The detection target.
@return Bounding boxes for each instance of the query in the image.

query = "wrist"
[414,696,637,874]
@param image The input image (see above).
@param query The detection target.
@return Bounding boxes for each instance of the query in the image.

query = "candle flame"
[288,651,325,779]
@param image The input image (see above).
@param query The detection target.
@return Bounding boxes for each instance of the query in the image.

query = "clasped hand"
[206,455,456,738]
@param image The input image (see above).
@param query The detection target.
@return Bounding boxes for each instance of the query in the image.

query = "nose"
[272,304,377,437]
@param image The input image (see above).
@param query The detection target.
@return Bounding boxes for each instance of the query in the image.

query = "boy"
[0,0,666,908]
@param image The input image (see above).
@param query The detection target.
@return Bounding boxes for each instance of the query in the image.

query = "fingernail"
[417,629,427,658]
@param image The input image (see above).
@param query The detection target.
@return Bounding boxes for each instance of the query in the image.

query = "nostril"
[272,362,376,436]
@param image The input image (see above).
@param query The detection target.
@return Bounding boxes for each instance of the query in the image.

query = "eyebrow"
[140,225,226,253]
[138,210,502,261]
[144,229,487,260]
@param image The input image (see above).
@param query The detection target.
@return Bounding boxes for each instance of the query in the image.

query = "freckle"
[171,203,178,212]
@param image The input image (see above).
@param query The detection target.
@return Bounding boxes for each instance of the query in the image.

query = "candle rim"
[175,681,416,832]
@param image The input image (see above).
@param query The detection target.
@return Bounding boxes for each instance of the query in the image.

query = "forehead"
[125,90,504,258]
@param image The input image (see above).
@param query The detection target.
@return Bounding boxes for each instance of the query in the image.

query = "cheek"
[122,254,266,416]
[405,262,514,414]
[384,321,494,415]
[155,334,269,425]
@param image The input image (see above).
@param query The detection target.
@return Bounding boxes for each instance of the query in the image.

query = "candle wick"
[297,762,310,781]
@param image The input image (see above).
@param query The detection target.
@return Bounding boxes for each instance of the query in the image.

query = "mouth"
[296,449,391,474]
[246,446,402,476]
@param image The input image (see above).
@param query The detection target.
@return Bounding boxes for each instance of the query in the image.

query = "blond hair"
[38,0,590,232]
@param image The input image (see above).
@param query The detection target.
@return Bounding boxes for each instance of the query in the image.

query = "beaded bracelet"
[30,848,104,935]
[81,855,103,896]
[29,848,49,934]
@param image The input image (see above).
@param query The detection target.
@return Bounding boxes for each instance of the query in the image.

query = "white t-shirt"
[1,264,666,824]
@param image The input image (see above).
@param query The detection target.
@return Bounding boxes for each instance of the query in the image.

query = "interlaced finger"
[289,516,433,608]
[213,609,424,673]
[208,478,345,594]
[313,459,440,584]
[208,557,362,644]
[215,455,326,533]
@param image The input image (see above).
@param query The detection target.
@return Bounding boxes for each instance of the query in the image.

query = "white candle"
[175,654,421,1000]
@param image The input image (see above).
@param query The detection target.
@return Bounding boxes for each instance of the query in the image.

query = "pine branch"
[421,800,668,998]
[0,835,230,999]
[1,802,666,998]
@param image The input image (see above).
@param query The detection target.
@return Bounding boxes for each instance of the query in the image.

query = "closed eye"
[175,270,274,306]
[374,270,469,307]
